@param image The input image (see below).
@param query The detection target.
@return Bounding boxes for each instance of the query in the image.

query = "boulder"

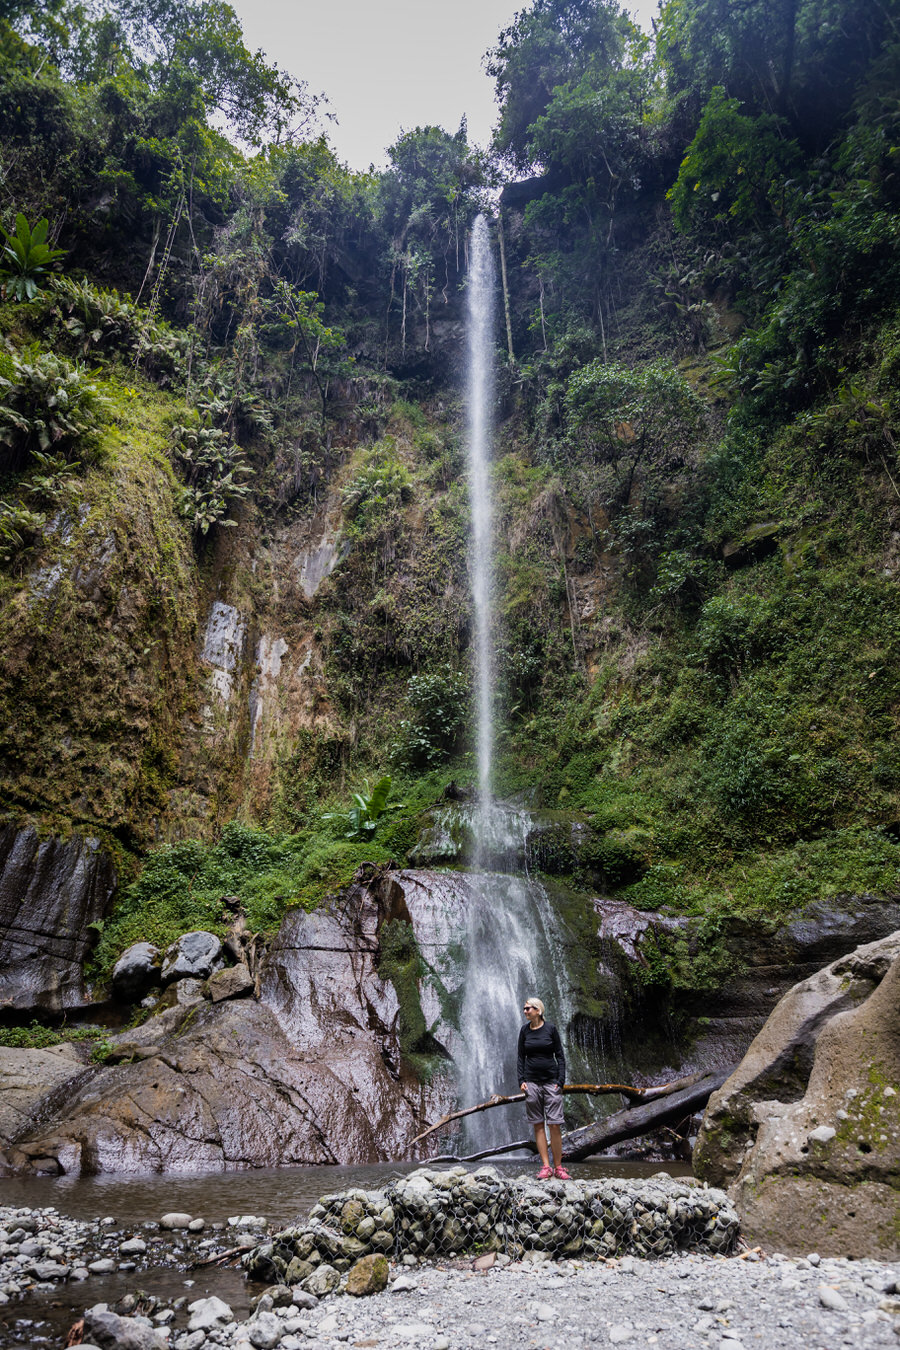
[160,931,224,985]
[0,825,116,1011]
[346,1253,389,1296]
[82,1307,167,1350]
[208,963,255,1002]
[187,1295,233,1331]
[0,881,450,1174]
[0,1044,86,1150]
[112,943,161,1003]
[695,931,900,1258]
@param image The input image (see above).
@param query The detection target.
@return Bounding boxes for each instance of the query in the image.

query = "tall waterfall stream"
[453,219,589,1153]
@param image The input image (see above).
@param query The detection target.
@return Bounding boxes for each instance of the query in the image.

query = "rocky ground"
[2,1204,899,1350]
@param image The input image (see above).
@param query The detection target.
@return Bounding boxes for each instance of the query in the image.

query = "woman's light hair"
[525,997,544,1015]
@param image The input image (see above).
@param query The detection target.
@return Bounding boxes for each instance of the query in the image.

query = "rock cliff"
[694,930,900,1259]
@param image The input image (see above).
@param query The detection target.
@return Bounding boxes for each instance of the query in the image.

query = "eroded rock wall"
[694,931,900,1259]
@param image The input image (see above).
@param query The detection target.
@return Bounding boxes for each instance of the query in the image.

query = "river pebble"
[65,1248,900,1349]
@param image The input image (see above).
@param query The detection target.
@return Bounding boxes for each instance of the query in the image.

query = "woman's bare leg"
[533,1123,550,1168]
[549,1124,563,1168]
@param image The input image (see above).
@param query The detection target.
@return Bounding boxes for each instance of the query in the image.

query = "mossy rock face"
[0,408,200,849]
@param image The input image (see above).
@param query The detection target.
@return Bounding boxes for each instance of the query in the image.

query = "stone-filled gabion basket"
[245,1167,739,1284]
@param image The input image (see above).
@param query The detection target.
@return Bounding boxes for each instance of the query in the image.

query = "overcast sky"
[229,0,661,171]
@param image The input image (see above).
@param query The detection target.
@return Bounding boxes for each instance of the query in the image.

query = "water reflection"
[0,1156,691,1228]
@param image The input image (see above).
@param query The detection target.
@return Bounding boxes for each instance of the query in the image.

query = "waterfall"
[466,214,496,853]
[457,219,579,1153]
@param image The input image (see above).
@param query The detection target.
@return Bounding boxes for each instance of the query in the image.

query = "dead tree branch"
[412,1083,650,1147]
[417,1070,733,1163]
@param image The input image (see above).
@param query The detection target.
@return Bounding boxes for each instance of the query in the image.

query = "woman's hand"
[520,1082,528,1092]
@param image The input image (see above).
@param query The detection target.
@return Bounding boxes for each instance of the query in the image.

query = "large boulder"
[112,942,161,1003]
[0,825,117,1012]
[0,1043,88,1154]
[160,931,224,985]
[695,930,900,1258]
[1,884,452,1174]
[583,891,900,1081]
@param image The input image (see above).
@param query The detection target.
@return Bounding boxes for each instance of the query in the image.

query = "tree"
[486,0,634,169]
[564,358,706,510]
[656,0,893,147]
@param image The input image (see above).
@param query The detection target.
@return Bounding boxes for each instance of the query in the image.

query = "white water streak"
[466,214,496,846]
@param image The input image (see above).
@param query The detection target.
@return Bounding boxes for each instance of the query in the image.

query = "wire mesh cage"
[245,1166,740,1288]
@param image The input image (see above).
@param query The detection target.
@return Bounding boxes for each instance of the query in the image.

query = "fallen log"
[412,1071,721,1148]
[420,1068,734,1164]
[562,1069,731,1161]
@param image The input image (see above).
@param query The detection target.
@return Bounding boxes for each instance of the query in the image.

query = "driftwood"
[419,1069,733,1164]
[561,1070,730,1160]
[411,1078,690,1147]
[192,1243,251,1269]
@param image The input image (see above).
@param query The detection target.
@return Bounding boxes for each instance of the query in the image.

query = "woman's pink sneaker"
[537,1164,553,1180]
[554,1165,572,1180]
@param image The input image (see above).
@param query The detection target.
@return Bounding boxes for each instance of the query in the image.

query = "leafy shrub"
[322,775,405,839]
[170,415,252,535]
[0,350,109,467]
[50,275,190,376]
[396,665,470,767]
[0,499,47,566]
[341,439,412,537]
[0,1021,103,1049]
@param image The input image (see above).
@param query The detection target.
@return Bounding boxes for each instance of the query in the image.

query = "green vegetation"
[2,0,900,1006]
[0,1020,104,1049]
[323,776,405,840]
[0,214,65,302]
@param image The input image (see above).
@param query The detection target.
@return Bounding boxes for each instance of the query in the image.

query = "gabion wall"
[246,1167,739,1282]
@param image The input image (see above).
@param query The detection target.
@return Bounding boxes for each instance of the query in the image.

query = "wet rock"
[697,932,900,1258]
[112,943,161,1003]
[346,1252,389,1295]
[83,1306,168,1350]
[160,932,224,985]
[207,963,255,1002]
[160,1213,193,1230]
[591,893,900,1083]
[0,825,116,1012]
[0,1043,87,1150]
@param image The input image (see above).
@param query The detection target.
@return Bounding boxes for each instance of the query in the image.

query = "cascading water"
[466,214,496,854]
[456,218,581,1153]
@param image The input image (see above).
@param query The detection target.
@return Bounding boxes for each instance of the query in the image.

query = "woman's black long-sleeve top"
[517,1021,566,1087]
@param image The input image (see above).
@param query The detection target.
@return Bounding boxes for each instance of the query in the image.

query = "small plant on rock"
[170,416,252,535]
[324,775,406,840]
[0,214,65,302]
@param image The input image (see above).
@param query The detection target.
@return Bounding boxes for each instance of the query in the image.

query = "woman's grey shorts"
[524,1080,565,1126]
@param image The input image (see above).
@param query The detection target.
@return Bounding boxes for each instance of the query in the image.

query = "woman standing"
[517,997,571,1180]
